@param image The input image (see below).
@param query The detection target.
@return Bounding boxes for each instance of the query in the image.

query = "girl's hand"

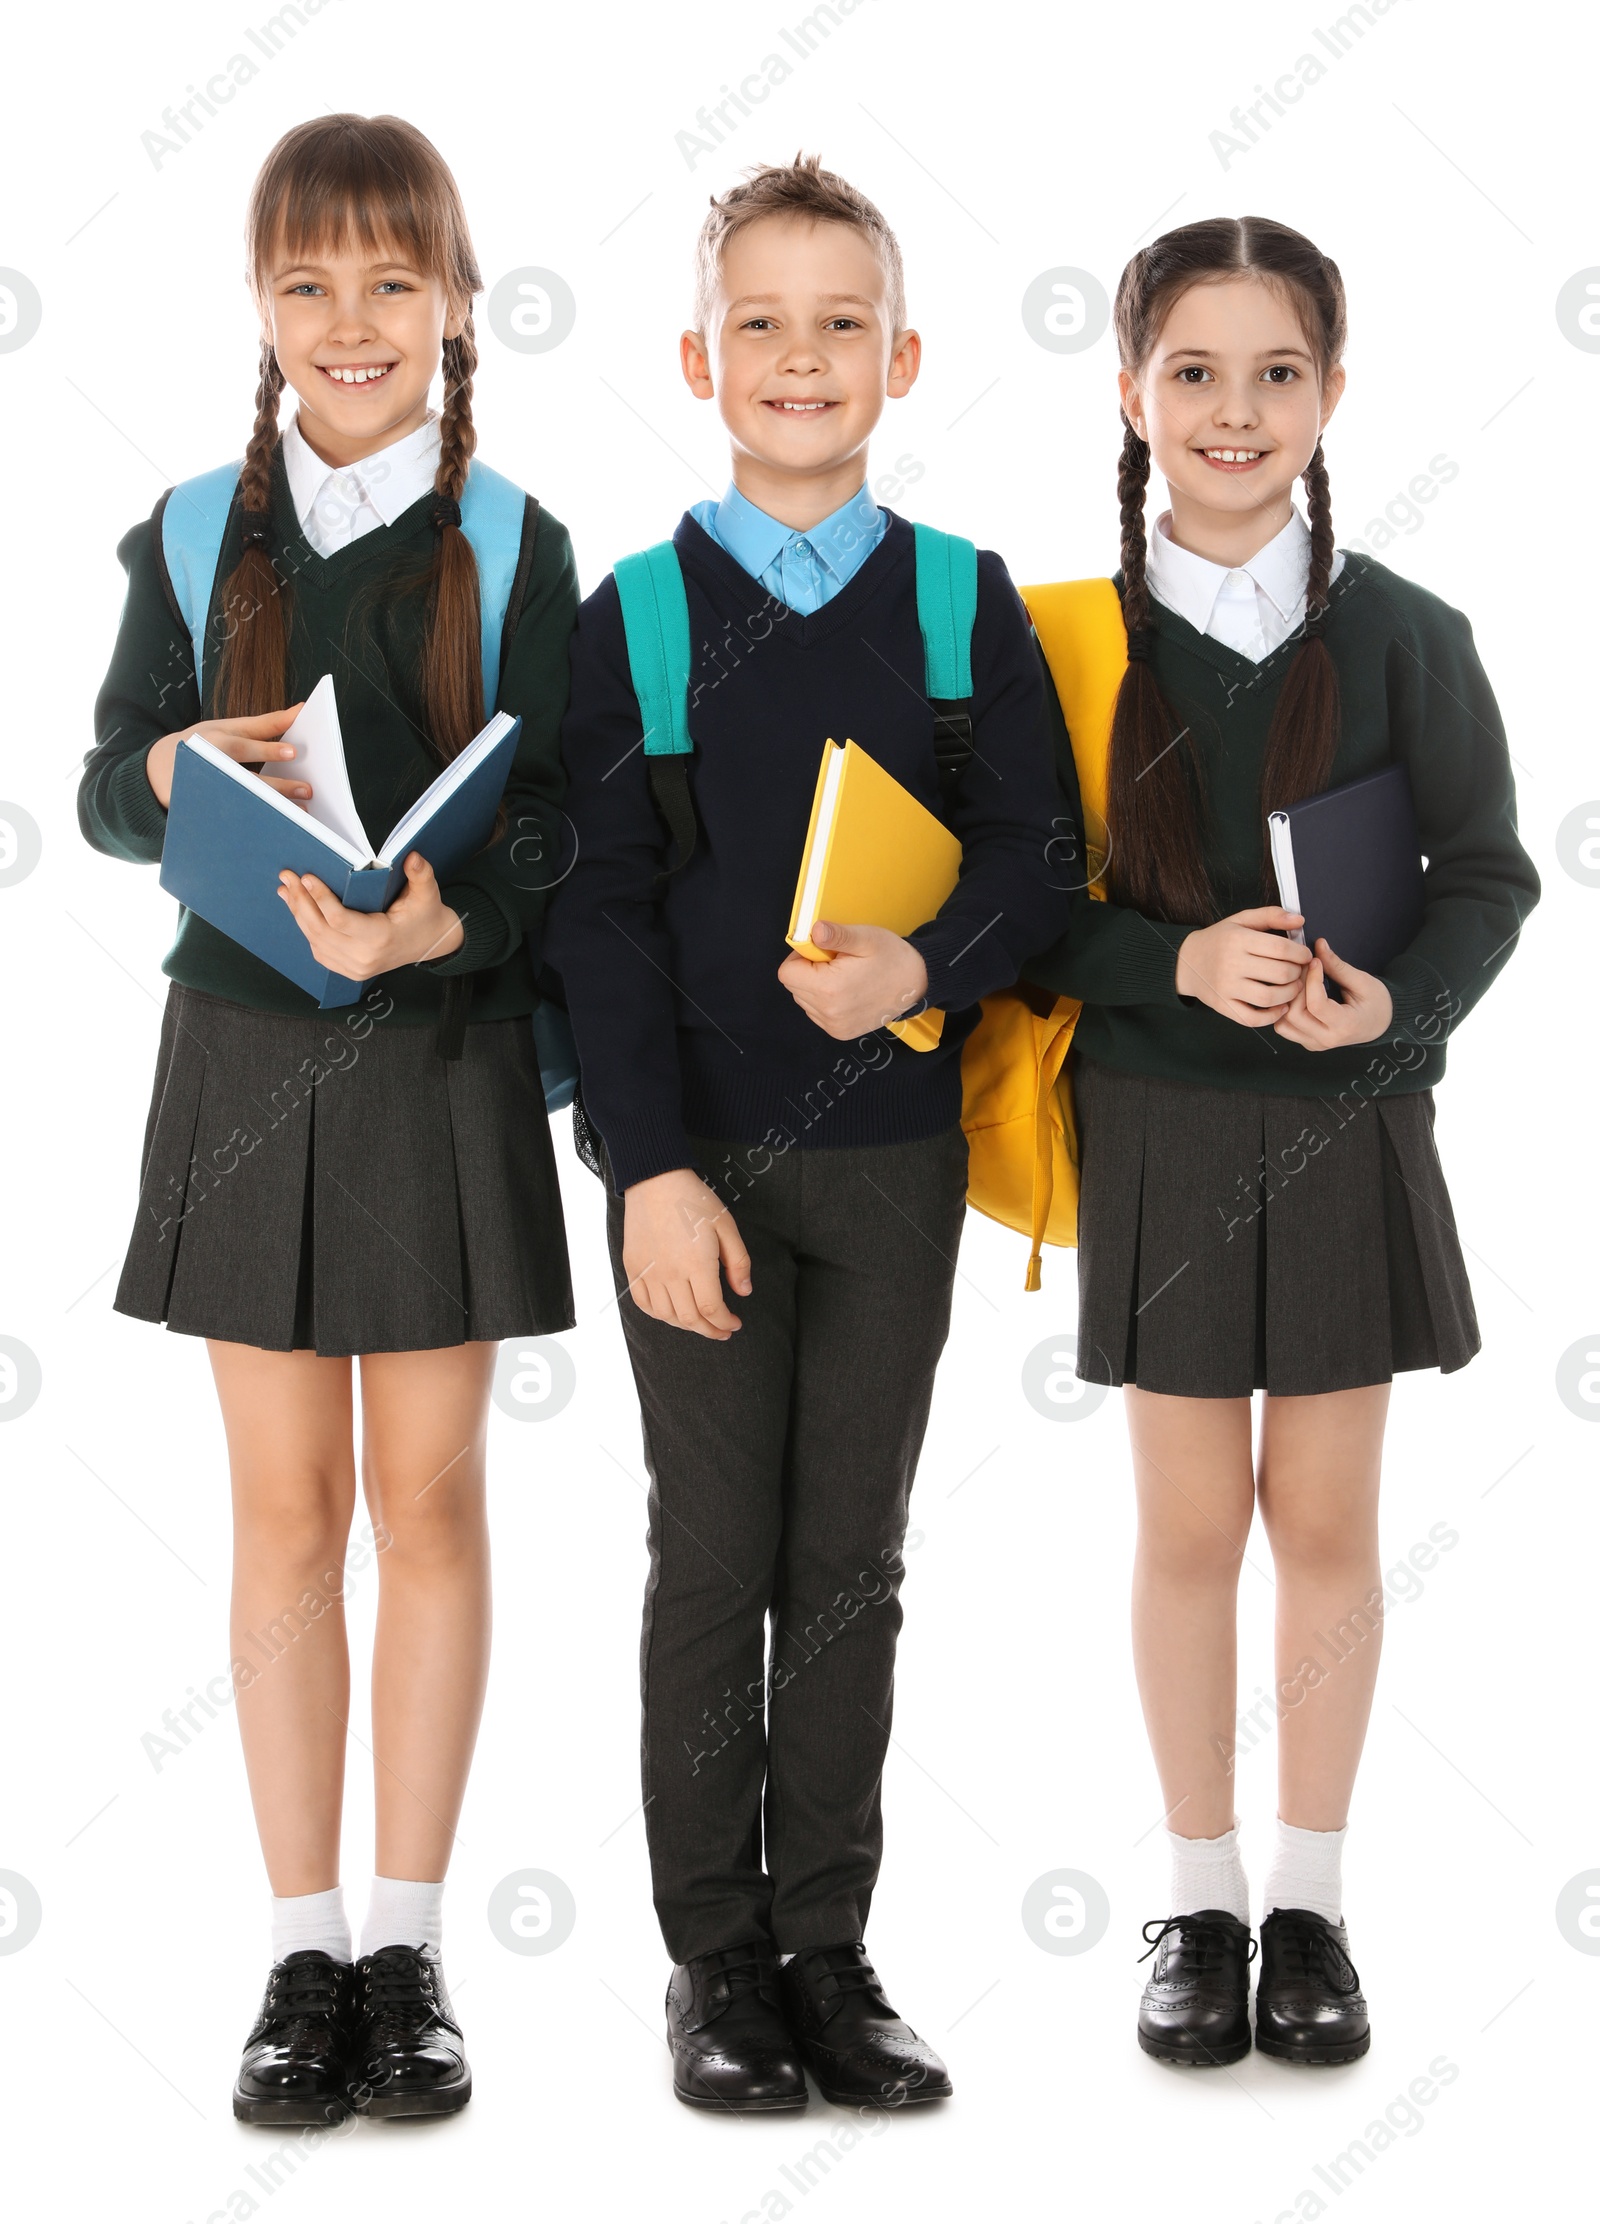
[776,920,930,1040]
[622,1168,751,1339]
[1273,939,1394,1049]
[144,706,306,809]
[1174,906,1315,1027]
[276,852,465,980]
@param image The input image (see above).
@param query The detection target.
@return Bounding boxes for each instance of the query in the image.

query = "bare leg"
[358,1342,497,1883]
[1256,1385,1390,1831]
[1124,1388,1257,1842]
[208,1341,357,1897]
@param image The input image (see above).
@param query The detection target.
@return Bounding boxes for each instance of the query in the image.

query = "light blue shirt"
[689,481,887,615]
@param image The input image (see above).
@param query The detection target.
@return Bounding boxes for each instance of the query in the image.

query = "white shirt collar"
[1146,505,1316,638]
[281,411,442,538]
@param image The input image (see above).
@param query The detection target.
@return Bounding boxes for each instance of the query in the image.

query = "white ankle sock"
[1264,1819,1346,1925]
[270,1884,351,1964]
[1168,1824,1249,1923]
[361,1875,445,1959]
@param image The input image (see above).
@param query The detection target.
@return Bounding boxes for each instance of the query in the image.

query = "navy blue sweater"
[547,511,1070,1190]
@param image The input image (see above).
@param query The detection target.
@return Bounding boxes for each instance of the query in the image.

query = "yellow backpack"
[959,578,1127,1288]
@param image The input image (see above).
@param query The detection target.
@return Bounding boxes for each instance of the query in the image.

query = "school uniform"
[1026,510,1540,1398]
[81,418,578,1355]
[548,487,1067,1961]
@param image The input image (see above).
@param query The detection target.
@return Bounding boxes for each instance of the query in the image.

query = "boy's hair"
[692,153,906,334]
[218,114,486,768]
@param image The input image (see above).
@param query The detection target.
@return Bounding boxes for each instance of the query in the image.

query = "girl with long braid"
[1025,218,1537,2066]
[80,115,578,2121]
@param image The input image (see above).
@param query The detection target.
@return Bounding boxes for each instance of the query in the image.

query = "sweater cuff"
[109,747,171,857]
[595,1106,698,1194]
[907,915,1013,1015]
[1381,951,1456,1046]
[425,882,513,978]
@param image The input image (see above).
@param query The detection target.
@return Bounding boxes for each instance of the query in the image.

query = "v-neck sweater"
[1024,553,1540,1096]
[546,510,1070,1190]
[79,446,578,1025]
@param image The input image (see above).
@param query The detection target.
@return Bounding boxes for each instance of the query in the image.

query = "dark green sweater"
[1025,554,1539,1095]
[79,448,579,1025]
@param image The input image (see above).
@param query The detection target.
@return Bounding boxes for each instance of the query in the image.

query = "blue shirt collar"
[706,480,882,585]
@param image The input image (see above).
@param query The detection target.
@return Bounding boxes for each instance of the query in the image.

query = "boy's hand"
[1174,906,1314,1027]
[276,852,465,980]
[1273,939,1394,1048]
[622,1168,752,1339]
[777,920,929,1040]
[144,706,307,809]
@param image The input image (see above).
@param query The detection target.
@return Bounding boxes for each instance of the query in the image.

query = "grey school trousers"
[605,1126,968,1964]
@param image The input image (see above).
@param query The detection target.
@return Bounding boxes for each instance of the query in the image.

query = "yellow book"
[786,739,961,1052]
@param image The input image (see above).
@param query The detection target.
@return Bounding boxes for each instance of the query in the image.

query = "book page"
[377,711,517,866]
[280,674,372,860]
[791,743,846,953]
[182,737,373,869]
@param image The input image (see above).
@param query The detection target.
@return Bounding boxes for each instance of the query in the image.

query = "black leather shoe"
[779,1942,951,2107]
[1137,1911,1255,2066]
[1255,1908,1370,2064]
[667,1942,808,2112]
[233,1950,355,2124]
[351,1945,472,2117]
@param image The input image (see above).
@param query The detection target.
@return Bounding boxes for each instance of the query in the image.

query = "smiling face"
[681,214,919,526]
[1119,274,1344,561]
[263,235,462,467]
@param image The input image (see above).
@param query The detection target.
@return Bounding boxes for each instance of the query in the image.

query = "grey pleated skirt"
[116,984,574,1357]
[1073,1057,1480,1398]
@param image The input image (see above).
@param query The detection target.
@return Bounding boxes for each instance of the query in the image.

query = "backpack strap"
[457,458,530,711]
[613,541,697,874]
[1017,578,1127,900]
[160,461,246,698]
[911,523,979,797]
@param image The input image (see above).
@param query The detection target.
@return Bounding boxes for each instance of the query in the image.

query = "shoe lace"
[1269,1914,1361,1995]
[262,1957,344,2033]
[1139,1915,1257,1974]
[699,1943,775,2006]
[798,1944,889,2005]
[360,1949,443,2041]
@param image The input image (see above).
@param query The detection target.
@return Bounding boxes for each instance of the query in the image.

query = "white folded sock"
[270,1884,351,1964]
[1264,1819,1346,1926]
[361,1874,445,1959]
[1168,1824,1249,1923]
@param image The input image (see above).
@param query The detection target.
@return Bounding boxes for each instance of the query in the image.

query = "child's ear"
[443,296,468,344]
[1318,360,1347,433]
[1117,368,1147,441]
[886,327,921,399]
[680,328,715,399]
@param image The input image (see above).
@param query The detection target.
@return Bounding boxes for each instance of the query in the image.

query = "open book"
[159,674,521,1007]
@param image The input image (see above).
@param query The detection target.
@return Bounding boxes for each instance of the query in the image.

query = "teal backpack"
[613,523,982,874]
[157,457,580,1107]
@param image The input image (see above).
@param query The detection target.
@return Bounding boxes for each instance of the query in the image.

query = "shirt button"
[793,540,811,555]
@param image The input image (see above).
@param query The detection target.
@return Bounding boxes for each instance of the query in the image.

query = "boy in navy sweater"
[549,157,1065,2113]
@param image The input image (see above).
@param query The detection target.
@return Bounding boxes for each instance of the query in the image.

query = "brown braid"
[1258,439,1341,846]
[214,342,289,716]
[1104,216,1348,920]
[1105,417,1215,922]
[420,318,485,765]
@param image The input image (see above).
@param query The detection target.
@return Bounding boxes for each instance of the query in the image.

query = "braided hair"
[1105,217,1347,921]
[215,114,486,766]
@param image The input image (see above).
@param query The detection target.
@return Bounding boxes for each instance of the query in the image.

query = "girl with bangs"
[80,114,578,2122]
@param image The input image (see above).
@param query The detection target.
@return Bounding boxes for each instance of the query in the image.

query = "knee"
[1262,1505,1377,1579]
[1137,1519,1247,1588]
[233,1467,353,1574]
[365,1471,485,1574]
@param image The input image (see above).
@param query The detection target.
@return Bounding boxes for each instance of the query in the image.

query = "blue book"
[159,675,522,1008]
[1268,764,1426,987]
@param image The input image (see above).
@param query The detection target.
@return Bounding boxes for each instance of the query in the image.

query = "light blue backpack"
[157,457,579,1108]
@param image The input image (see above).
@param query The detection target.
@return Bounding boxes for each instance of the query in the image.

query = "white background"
[1,1,1594,2218]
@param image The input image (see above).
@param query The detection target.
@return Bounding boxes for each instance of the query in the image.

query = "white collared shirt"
[1145,505,1344,663]
[281,411,442,558]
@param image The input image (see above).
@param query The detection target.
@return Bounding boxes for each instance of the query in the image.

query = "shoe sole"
[361,2076,473,2119]
[674,2086,809,2113]
[1138,2031,1251,2068]
[1254,2031,1370,2066]
[233,2092,352,2126]
[813,2079,952,2107]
